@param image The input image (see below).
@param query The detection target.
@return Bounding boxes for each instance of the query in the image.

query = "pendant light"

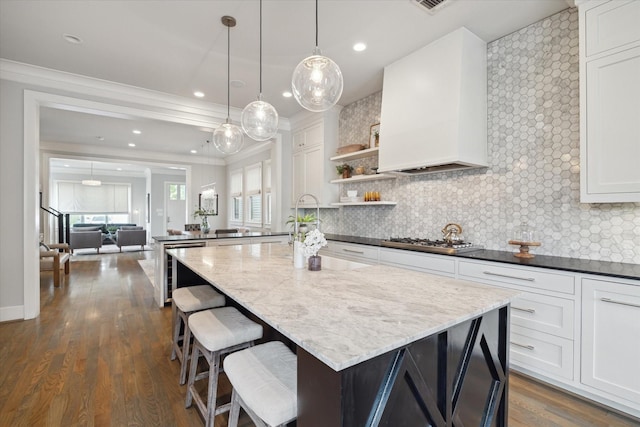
[291,0,343,112]
[213,16,244,155]
[241,0,279,141]
[82,162,101,186]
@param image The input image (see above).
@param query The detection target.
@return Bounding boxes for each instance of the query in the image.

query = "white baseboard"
[0,305,24,322]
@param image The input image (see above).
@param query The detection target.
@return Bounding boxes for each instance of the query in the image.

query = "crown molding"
[1,59,291,130]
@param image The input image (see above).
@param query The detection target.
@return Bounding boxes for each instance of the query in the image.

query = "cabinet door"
[581,278,640,404]
[304,144,324,204]
[581,46,640,202]
[292,150,306,204]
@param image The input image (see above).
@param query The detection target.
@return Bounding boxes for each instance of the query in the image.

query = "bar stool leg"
[185,340,200,408]
[170,304,180,361]
[178,318,192,385]
[228,389,241,427]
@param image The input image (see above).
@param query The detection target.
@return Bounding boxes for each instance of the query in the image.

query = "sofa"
[115,226,147,252]
[72,223,137,245]
[69,228,103,253]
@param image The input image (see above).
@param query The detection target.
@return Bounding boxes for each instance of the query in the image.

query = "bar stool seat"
[171,285,225,385]
[186,306,263,427]
[225,341,297,427]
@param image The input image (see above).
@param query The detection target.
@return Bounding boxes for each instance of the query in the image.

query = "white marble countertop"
[168,243,519,371]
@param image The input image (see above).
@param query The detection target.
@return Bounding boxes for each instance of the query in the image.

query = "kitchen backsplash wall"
[322,8,640,264]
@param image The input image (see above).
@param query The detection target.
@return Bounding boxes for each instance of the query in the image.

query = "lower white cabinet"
[581,278,640,406]
[510,325,574,381]
[320,241,379,263]
[379,247,455,277]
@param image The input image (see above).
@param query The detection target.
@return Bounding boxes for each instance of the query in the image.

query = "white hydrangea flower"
[302,229,327,257]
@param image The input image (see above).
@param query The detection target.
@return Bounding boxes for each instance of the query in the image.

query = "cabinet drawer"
[585,0,640,57]
[510,325,574,381]
[324,241,379,262]
[379,248,455,276]
[511,293,574,339]
[458,260,575,295]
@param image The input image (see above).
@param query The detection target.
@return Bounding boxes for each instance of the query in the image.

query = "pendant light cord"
[315,0,319,48]
[259,0,263,95]
[227,23,231,120]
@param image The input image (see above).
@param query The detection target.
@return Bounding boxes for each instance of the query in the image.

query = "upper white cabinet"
[579,0,640,202]
[290,108,340,208]
[378,27,487,175]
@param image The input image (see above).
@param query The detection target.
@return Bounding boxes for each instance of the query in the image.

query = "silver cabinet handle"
[512,306,536,314]
[343,248,365,254]
[483,271,535,281]
[601,297,640,309]
[511,341,535,351]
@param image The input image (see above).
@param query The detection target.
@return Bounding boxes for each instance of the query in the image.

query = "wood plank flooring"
[1,250,638,427]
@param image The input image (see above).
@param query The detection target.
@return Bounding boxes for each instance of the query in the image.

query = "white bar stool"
[225,341,297,427]
[185,306,264,427]
[171,285,226,385]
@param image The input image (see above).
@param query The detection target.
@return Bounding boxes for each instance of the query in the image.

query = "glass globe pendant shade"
[292,47,343,112]
[213,120,244,155]
[241,96,279,141]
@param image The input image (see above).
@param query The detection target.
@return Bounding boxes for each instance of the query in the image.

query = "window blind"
[57,182,130,213]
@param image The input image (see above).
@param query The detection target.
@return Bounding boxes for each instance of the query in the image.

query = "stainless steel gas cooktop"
[381,238,484,255]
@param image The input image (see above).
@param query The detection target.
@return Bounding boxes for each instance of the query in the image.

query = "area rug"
[138,259,155,286]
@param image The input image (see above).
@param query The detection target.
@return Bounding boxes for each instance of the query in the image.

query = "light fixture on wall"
[82,162,101,186]
[213,16,245,155]
[241,0,278,141]
[291,0,343,112]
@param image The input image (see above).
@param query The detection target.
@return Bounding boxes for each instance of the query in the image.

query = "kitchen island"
[168,243,518,426]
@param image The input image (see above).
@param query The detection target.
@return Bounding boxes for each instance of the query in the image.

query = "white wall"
[0,80,25,317]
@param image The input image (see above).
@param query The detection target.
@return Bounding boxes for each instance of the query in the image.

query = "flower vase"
[293,241,305,269]
[308,255,321,271]
[201,216,210,234]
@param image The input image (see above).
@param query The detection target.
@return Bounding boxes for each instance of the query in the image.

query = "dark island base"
[298,306,509,427]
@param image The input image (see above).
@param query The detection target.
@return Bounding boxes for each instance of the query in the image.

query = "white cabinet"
[290,109,340,208]
[458,260,576,381]
[320,241,379,264]
[579,0,640,202]
[581,278,640,406]
[379,248,455,277]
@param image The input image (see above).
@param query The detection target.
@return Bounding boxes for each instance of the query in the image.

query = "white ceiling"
[1,0,571,169]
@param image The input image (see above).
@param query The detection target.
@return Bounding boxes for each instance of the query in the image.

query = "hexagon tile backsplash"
[323,8,640,264]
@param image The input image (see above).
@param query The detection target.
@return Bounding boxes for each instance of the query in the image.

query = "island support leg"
[297,305,510,427]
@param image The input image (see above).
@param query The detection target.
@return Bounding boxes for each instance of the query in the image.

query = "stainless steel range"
[381,238,484,255]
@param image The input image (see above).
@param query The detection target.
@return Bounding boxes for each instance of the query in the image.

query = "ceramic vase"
[293,241,305,269]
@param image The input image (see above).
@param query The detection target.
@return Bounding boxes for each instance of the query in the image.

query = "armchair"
[39,243,71,287]
[69,228,103,253]
[116,226,147,252]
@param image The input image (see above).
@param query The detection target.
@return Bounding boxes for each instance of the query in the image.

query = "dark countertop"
[324,234,640,281]
[152,231,289,242]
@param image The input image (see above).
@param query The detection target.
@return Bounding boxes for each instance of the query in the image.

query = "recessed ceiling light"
[132,129,141,135]
[96,136,104,141]
[63,33,83,44]
[353,42,367,52]
[190,149,197,154]
[194,91,205,98]
[282,91,293,98]
[64,164,70,167]
[128,143,136,147]
[116,167,122,171]
[230,80,245,88]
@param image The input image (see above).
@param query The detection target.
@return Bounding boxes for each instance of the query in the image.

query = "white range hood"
[378,27,488,175]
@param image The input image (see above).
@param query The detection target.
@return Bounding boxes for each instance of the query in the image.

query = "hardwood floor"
[0,250,638,427]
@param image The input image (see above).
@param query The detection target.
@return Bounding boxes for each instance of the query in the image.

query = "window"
[57,181,130,213]
[169,184,185,201]
[245,163,262,225]
[230,170,243,223]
